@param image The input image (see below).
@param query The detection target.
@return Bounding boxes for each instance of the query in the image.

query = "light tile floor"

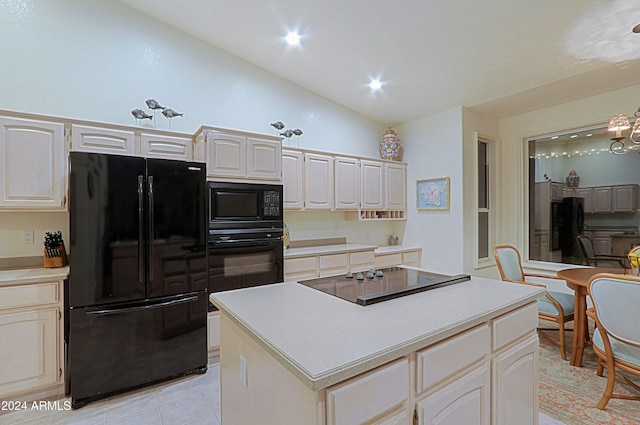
[1,361,564,425]
[0,363,220,425]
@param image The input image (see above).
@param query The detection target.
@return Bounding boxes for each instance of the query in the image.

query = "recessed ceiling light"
[586,133,593,137]
[551,136,559,139]
[285,31,301,46]
[369,79,382,90]
[633,23,640,34]
[570,134,578,138]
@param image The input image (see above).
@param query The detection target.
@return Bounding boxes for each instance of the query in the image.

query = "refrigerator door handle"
[85,295,198,316]
[138,175,145,284]
[148,175,154,283]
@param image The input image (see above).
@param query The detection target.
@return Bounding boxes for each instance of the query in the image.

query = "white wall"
[396,107,465,275]
[497,83,640,269]
[0,0,390,258]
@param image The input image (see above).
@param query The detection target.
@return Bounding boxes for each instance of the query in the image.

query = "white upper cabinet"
[334,156,359,210]
[0,116,67,210]
[71,124,136,156]
[140,133,192,161]
[247,137,282,180]
[282,149,304,210]
[360,160,384,210]
[196,128,282,182]
[304,153,334,209]
[612,184,637,212]
[385,163,406,210]
[206,133,246,177]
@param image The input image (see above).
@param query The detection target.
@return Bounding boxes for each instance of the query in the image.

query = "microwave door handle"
[137,175,145,284]
[148,175,154,283]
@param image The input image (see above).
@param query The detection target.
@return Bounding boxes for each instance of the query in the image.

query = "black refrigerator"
[559,196,585,264]
[67,152,208,408]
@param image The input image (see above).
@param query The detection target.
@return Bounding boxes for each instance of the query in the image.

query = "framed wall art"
[417,177,450,211]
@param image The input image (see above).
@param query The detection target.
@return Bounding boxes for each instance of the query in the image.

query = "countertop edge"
[210,287,543,391]
[0,266,69,286]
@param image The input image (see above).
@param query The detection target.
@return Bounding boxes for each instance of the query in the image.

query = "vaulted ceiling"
[118,0,640,126]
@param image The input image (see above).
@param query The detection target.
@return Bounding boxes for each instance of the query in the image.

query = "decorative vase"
[379,128,401,161]
[566,169,580,188]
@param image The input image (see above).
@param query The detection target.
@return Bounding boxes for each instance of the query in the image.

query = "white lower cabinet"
[0,280,63,400]
[326,358,409,425]
[416,364,490,425]
[374,248,422,269]
[0,308,58,396]
[492,335,539,425]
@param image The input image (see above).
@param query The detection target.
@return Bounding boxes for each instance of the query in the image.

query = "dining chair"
[493,244,575,360]
[586,273,640,410]
[576,235,626,268]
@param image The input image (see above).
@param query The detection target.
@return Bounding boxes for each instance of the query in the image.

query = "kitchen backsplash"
[284,210,405,247]
[0,212,69,259]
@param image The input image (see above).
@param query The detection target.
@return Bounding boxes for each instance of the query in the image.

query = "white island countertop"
[210,275,544,390]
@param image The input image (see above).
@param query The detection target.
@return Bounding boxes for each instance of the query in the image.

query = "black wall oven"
[207,182,284,310]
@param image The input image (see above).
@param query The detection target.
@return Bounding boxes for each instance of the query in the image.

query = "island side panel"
[219,312,325,425]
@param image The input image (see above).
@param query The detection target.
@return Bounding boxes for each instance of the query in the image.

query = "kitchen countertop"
[283,243,420,258]
[210,274,543,390]
[0,266,69,286]
[283,243,377,258]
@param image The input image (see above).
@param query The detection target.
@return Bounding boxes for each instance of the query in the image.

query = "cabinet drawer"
[349,251,375,269]
[492,302,538,351]
[0,282,59,310]
[402,250,420,266]
[374,253,402,269]
[319,253,348,270]
[416,324,489,394]
[284,257,317,274]
[326,358,409,425]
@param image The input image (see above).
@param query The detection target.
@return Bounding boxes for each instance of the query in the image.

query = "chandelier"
[608,108,640,154]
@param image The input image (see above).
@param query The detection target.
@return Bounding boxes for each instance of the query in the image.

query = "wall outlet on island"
[240,355,247,387]
[23,230,35,244]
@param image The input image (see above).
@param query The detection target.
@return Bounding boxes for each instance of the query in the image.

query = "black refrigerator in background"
[67,152,208,408]
[559,196,585,264]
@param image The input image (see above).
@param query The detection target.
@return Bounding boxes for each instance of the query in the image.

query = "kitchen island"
[210,272,544,425]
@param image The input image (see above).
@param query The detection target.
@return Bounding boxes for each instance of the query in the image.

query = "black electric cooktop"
[298,267,470,306]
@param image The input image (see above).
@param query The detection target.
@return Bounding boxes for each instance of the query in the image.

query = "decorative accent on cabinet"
[379,127,401,161]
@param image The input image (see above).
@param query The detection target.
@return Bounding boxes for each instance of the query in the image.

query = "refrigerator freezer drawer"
[68,291,208,408]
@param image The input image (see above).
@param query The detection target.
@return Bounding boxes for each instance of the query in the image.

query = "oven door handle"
[210,238,281,245]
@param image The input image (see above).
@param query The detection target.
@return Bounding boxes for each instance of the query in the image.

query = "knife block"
[44,243,68,268]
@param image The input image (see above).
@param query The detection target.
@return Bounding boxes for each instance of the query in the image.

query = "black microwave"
[208,181,283,229]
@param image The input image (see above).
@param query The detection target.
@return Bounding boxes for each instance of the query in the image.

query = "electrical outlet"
[239,355,247,387]
[23,230,35,244]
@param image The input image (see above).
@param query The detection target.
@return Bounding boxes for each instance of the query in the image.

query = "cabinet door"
[592,187,612,213]
[593,237,612,255]
[574,188,592,213]
[416,364,490,425]
[206,133,246,177]
[402,250,421,267]
[140,133,192,161]
[0,308,58,395]
[0,117,67,209]
[385,163,406,210]
[246,137,281,180]
[71,124,137,155]
[612,185,637,212]
[492,335,539,425]
[282,150,304,210]
[360,160,384,209]
[562,187,574,198]
[208,312,220,351]
[304,153,334,209]
[334,156,359,210]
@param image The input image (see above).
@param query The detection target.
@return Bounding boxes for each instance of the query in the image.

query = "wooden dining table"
[557,267,628,367]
